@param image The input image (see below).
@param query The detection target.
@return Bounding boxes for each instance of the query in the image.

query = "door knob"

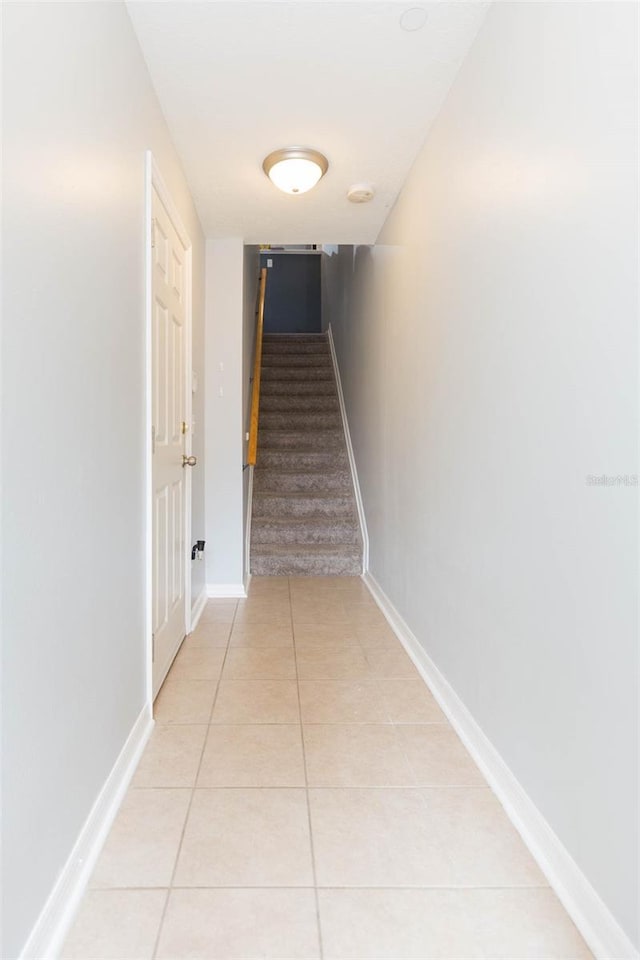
[182,455,197,467]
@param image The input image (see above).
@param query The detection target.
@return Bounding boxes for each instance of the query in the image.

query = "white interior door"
[152,185,190,698]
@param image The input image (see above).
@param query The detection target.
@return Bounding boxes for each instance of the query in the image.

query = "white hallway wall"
[242,247,261,578]
[204,241,259,593]
[326,1,638,952]
[1,4,205,956]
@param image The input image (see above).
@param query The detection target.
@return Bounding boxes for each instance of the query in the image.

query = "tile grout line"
[150,599,239,960]
[289,577,325,960]
[132,783,512,791]
[131,719,450,727]
[97,882,552,892]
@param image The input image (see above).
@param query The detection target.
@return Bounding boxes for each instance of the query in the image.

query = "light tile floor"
[62,576,592,959]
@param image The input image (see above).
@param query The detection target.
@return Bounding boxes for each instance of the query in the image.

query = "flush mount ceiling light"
[262,147,329,195]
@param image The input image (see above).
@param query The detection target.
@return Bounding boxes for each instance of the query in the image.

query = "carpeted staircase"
[250,333,363,576]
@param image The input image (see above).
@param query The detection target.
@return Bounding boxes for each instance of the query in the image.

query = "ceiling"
[127,2,489,244]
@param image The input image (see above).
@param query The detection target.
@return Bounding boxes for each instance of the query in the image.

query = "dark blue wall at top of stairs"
[260,253,321,334]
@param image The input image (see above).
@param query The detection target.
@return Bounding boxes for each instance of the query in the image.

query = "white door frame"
[145,151,194,705]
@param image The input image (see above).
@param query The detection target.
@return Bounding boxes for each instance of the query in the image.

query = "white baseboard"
[20,705,154,960]
[190,585,208,632]
[363,570,638,960]
[326,324,369,572]
[206,583,247,599]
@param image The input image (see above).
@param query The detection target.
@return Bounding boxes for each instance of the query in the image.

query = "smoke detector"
[400,7,429,32]
[347,183,375,204]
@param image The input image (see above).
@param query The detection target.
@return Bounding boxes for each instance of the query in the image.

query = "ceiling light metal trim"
[262,146,329,195]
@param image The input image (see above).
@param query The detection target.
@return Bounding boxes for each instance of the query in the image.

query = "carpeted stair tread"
[262,338,329,352]
[261,367,335,382]
[260,412,342,431]
[252,542,362,556]
[261,380,337,396]
[250,333,363,576]
[258,430,345,451]
[252,517,361,545]
[254,468,352,494]
[260,395,340,413]
[263,333,327,343]
[262,355,333,369]
[250,543,362,577]
[253,492,355,519]
[257,449,349,470]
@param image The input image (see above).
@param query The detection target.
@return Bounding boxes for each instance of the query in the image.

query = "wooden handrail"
[247,267,268,467]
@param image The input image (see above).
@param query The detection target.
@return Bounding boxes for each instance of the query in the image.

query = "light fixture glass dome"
[263,147,328,195]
